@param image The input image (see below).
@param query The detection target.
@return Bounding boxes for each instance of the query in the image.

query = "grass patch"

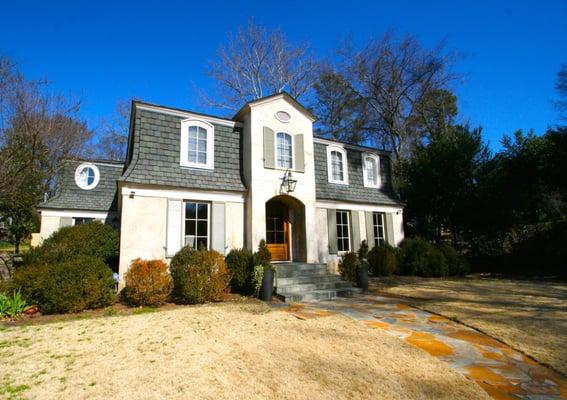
[0,378,30,400]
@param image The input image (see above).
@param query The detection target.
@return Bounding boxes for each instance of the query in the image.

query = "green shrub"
[25,222,119,267]
[397,238,448,277]
[10,256,115,314]
[438,244,470,276]
[368,244,398,276]
[253,239,272,267]
[123,259,173,306]
[339,252,360,283]
[0,290,27,318]
[357,240,369,260]
[225,248,254,294]
[169,246,230,304]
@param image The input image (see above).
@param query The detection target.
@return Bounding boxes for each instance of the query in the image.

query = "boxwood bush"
[24,222,119,267]
[169,246,230,304]
[339,252,360,283]
[368,244,398,276]
[123,259,173,306]
[397,238,448,277]
[438,243,470,276]
[10,256,115,314]
[225,248,254,294]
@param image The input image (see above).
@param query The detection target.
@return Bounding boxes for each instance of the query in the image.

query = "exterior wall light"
[281,170,297,193]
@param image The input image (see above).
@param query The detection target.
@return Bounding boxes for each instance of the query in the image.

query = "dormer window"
[327,145,348,185]
[180,119,214,169]
[363,154,381,188]
[75,163,100,190]
[276,132,293,169]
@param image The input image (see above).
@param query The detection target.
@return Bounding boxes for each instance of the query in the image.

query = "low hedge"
[339,252,360,283]
[10,256,115,314]
[368,244,398,276]
[225,248,254,294]
[397,238,448,277]
[169,246,230,304]
[123,259,173,306]
[24,222,119,267]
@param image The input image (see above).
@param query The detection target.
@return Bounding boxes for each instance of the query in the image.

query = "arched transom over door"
[265,200,290,261]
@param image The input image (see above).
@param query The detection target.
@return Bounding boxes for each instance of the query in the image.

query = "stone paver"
[280,294,567,400]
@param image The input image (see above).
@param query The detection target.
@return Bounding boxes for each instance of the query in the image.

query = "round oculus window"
[275,110,291,123]
[75,163,100,190]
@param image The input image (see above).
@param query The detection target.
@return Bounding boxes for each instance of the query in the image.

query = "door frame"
[265,201,291,261]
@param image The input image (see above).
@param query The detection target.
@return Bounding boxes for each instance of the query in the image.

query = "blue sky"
[1,1,566,151]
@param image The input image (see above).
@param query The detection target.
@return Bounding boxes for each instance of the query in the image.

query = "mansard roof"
[39,159,123,211]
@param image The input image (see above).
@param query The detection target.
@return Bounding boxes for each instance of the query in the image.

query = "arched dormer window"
[363,153,381,188]
[327,145,348,185]
[180,119,214,170]
[276,132,293,169]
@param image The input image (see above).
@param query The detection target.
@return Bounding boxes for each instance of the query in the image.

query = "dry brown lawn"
[0,302,488,400]
[372,276,567,376]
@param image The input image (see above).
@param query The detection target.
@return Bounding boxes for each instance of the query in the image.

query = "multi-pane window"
[336,210,350,252]
[331,151,344,181]
[74,217,94,225]
[276,132,293,169]
[188,125,207,165]
[364,156,379,187]
[180,119,214,170]
[373,212,385,247]
[184,201,209,249]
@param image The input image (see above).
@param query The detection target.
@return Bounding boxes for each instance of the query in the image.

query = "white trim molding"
[120,185,246,203]
[39,209,111,219]
[180,118,215,170]
[326,145,349,185]
[316,200,403,214]
[135,103,241,128]
[362,153,381,188]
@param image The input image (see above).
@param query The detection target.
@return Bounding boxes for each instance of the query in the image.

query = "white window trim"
[182,200,211,250]
[275,131,294,170]
[180,118,215,170]
[336,209,351,253]
[75,163,100,190]
[275,110,291,123]
[327,145,349,185]
[363,153,381,188]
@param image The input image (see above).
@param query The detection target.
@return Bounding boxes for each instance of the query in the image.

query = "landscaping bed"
[371,275,567,376]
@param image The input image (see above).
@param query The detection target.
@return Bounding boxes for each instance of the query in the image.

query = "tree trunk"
[14,240,20,255]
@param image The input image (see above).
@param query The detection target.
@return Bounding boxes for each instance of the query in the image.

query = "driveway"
[285,294,567,400]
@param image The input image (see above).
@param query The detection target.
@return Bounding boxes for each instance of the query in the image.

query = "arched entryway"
[265,195,306,262]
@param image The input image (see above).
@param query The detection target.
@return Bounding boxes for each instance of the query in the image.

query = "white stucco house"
[37,93,404,300]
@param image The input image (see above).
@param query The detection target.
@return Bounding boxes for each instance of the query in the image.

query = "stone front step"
[273,262,362,303]
[276,280,354,295]
[276,274,343,286]
[275,263,328,278]
[282,287,363,303]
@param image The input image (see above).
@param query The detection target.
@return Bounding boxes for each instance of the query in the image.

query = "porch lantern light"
[281,170,297,193]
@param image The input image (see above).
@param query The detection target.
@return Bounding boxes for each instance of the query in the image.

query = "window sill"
[180,163,214,171]
[328,180,349,186]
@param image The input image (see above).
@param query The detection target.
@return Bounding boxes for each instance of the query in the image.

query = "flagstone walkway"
[280,294,567,400]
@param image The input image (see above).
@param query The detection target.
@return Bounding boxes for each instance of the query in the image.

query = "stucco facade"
[37,92,404,285]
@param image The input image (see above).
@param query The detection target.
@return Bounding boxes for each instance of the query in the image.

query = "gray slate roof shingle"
[39,159,123,211]
[313,142,401,206]
[120,108,246,192]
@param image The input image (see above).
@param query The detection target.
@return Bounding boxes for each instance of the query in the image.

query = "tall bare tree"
[0,56,92,199]
[206,19,319,112]
[315,34,456,161]
[94,99,131,161]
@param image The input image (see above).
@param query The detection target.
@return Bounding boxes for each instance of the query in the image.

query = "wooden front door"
[266,202,290,261]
